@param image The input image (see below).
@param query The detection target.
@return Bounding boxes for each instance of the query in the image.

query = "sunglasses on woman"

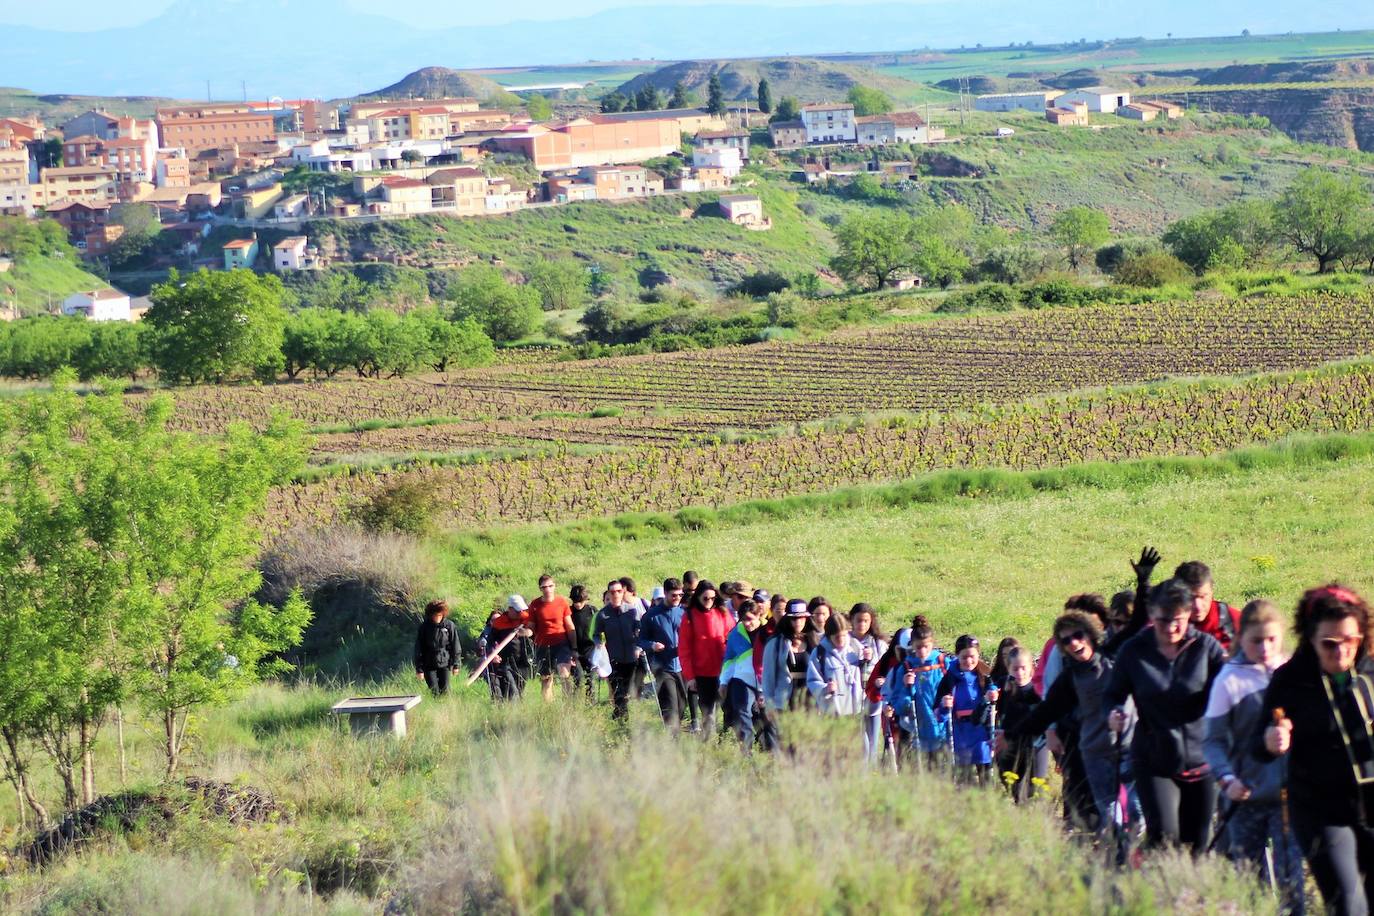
[1318,635,1362,652]
[1057,630,1088,647]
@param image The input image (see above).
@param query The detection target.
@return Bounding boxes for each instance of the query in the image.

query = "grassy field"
[0,251,111,315]
[13,447,1374,912]
[868,30,1374,84]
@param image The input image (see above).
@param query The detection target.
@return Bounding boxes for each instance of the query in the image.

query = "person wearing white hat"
[476,595,533,700]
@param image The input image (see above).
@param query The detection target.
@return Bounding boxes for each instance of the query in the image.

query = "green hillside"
[0,253,112,317]
[617,57,949,106]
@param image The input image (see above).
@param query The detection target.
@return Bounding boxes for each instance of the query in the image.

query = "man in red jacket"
[1173,560,1240,652]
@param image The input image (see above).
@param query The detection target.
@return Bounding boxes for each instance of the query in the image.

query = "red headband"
[1316,585,1362,606]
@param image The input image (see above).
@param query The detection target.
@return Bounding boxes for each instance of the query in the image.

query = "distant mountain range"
[3,0,1372,99]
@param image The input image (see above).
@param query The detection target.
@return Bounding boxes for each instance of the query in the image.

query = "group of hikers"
[414,551,1374,915]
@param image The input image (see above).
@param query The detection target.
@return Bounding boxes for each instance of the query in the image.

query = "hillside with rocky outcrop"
[617,58,921,104]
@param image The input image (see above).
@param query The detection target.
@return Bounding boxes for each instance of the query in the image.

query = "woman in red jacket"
[680,580,730,739]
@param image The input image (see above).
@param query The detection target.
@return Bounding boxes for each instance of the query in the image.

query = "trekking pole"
[946,704,958,785]
[1272,706,1293,904]
[465,628,524,686]
[1111,729,1128,867]
[1206,799,1241,855]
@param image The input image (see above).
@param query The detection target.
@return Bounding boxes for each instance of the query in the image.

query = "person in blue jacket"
[638,577,688,731]
[935,634,1000,786]
[886,615,955,772]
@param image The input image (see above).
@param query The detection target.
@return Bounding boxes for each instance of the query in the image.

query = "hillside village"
[0,70,1164,321]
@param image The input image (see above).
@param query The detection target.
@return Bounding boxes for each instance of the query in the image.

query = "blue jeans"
[1083,751,1142,833]
[1229,802,1305,915]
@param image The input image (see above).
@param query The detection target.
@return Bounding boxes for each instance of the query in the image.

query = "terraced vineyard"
[266,361,1374,530]
[156,294,1374,458]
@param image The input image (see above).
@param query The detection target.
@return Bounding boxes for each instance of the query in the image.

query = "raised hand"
[1131,546,1161,583]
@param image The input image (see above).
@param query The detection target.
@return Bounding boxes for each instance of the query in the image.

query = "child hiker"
[935,635,999,786]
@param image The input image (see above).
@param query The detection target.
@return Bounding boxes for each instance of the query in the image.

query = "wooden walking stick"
[465,627,527,687]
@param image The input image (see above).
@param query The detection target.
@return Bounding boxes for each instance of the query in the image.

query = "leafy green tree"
[847,85,893,117]
[0,214,74,260]
[1162,200,1274,274]
[600,92,628,113]
[0,378,130,808]
[363,309,429,378]
[109,392,310,776]
[447,264,542,343]
[73,321,146,381]
[525,94,554,121]
[770,97,800,123]
[831,211,918,291]
[1273,169,1370,273]
[405,308,494,372]
[0,317,88,379]
[757,78,772,114]
[106,202,163,267]
[145,269,288,383]
[400,149,424,166]
[707,72,725,115]
[526,258,589,311]
[281,307,336,379]
[669,81,690,109]
[1050,207,1112,270]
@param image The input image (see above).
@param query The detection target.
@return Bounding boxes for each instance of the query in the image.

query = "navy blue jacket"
[637,603,685,673]
[593,603,641,665]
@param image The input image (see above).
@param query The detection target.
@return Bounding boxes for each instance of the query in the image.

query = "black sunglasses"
[1057,630,1088,647]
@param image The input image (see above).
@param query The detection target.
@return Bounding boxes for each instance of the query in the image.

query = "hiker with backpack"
[639,577,689,731]
[762,599,814,718]
[1202,599,1305,913]
[1106,578,1227,853]
[1002,610,1139,832]
[720,599,768,751]
[807,612,864,717]
[850,603,888,764]
[935,635,999,786]
[991,646,1043,802]
[885,616,954,772]
[414,599,461,696]
[680,580,730,738]
[1261,584,1374,916]
[569,584,598,701]
[478,596,535,701]
[1175,561,1241,653]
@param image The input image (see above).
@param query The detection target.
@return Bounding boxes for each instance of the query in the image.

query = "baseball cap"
[651,586,666,601]
[752,588,771,605]
[507,594,529,612]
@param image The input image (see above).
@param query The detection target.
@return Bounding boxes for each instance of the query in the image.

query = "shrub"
[1115,252,1192,288]
[1095,238,1161,275]
[352,475,444,538]
[935,282,1019,314]
[257,525,439,674]
[732,271,792,298]
[1022,276,1091,309]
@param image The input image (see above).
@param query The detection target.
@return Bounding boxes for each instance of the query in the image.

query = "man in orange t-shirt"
[528,574,576,700]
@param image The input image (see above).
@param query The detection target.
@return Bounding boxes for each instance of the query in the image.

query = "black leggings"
[1295,817,1374,916]
[692,676,720,736]
[1136,772,1217,853]
[422,668,451,695]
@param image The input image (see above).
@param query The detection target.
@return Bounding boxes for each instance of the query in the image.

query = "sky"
[3,0,957,30]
